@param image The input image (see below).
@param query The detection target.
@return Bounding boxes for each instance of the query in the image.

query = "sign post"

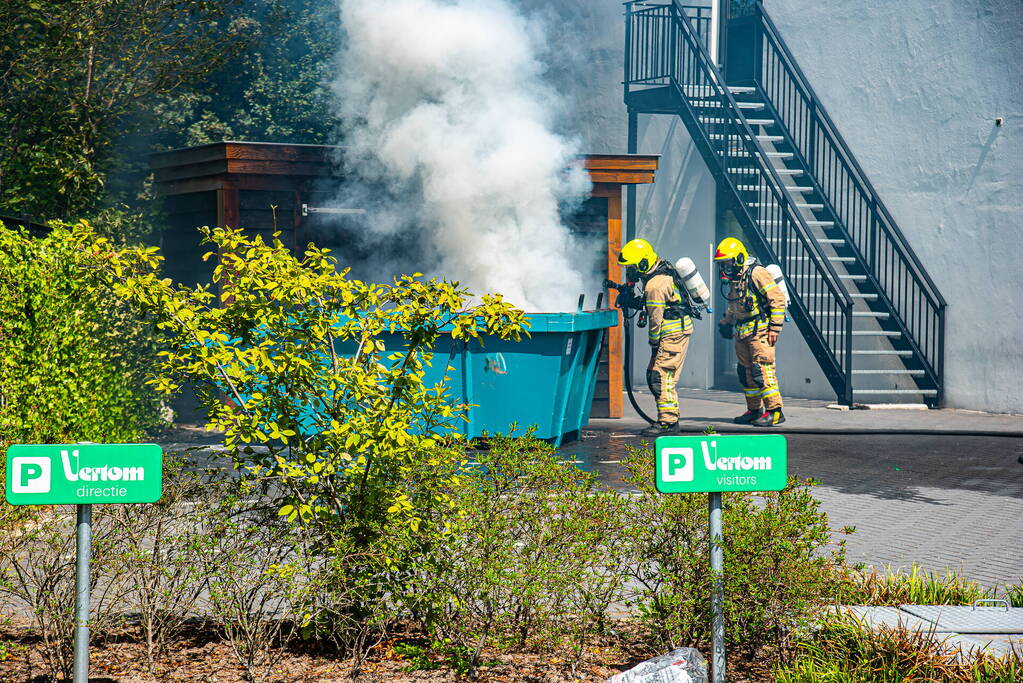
[6,443,163,683]
[655,434,788,683]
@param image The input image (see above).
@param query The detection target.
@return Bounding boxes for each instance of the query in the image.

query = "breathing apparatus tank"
[674,257,711,305]
[764,263,790,307]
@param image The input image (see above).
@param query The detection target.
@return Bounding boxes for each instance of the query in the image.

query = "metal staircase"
[624,0,945,406]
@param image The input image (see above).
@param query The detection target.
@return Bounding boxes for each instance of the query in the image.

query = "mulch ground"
[0,620,777,682]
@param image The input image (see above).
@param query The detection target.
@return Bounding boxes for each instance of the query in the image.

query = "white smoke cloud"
[331,0,594,311]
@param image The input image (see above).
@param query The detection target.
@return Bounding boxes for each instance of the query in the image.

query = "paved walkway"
[565,389,1023,589]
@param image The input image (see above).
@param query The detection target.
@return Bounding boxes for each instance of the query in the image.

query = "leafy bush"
[0,506,131,681]
[195,482,303,683]
[620,444,847,661]
[89,223,527,650]
[0,221,166,447]
[104,458,209,672]
[394,434,631,675]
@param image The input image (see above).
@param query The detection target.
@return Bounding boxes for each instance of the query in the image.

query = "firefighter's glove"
[717,322,734,339]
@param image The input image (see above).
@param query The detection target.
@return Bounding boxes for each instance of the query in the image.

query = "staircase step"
[737,184,811,192]
[849,350,912,356]
[700,116,775,126]
[691,99,766,111]
[790,273,867,281]
[762,219,833,227]
[802,292,877,300]
[811,311,890,318]
[851,330,901,337]
[711,134,782,142]
[786,237,846,245]
[731,168,803,176]
[725,150,794,159]
[737,183,812,192]
[853,389,938,396]
[749,202,825,210]
[681,85,757,97]
[781,254,855,263]
[852,369,926,376]
[791,255,856,263]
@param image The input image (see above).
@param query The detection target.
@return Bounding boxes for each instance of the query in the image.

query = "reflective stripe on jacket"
[644,271,693,344]
[721,264,786,339]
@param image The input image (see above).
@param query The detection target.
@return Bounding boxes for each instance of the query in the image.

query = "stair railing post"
[624,2,636,245]
[780,207,790,273]
[844,301,854,406]
[624,1,633,100]
[669,4,678,78]
[626,108,639,243]
[868,196,878,272]
[752,1,763,84]
[937,303,946,407]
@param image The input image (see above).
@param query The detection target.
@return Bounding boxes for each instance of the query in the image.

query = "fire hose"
[606,279,658,425]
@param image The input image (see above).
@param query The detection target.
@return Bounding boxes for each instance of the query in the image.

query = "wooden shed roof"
[150,141,658,195]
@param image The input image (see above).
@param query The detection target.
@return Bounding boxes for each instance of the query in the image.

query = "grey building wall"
[520,1,716,393]
[535,0,1023,412]
[631,117,718,392]
[766,0,1023,413]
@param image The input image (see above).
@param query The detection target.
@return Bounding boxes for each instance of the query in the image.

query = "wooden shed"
[150,141,658,418]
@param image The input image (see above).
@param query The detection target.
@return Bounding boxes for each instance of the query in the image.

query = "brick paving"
[568,396,1023,589]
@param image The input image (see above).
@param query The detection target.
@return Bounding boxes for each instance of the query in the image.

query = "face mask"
[626,265,640,282]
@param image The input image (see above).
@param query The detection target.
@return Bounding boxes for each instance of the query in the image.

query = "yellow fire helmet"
[617,238,659,274]
[713,237,749,265]
[714,237,750,281]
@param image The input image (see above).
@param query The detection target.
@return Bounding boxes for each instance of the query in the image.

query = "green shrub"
[0,221,166,447]
[393,434,631,675]
[834,564,992,607]
[0,221,166,540]
[91,223,527,653]
[620,444,847,661]
[1003,581,1023,608]
[775,612,1021,682]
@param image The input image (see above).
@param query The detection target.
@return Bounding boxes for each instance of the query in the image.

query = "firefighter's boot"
[733,410,760,425]
[753,408,786,427]
[641,421,678,437]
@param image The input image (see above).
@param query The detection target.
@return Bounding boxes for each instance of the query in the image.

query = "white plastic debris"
[605,647,708,683]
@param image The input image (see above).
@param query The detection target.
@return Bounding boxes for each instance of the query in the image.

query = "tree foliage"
[0,0,244,219]
[158,0,340,148]
[1,0,340,231]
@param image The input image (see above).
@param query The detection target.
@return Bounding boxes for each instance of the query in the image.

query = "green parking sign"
[5,443,163,505]
[655,434,787,493]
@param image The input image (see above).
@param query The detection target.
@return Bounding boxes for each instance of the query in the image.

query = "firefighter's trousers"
[647,331,691,424]
[735,330,782,412]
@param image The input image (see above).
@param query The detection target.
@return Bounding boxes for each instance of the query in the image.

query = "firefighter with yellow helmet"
[617,238,694,435]
[714,237,787,426]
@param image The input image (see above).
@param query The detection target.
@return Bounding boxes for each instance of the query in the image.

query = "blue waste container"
[351,309,618,446]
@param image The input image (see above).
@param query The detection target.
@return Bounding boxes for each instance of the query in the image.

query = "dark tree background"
[0,0,339,233]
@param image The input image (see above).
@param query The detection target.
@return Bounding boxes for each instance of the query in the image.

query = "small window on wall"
[562,196,610,307]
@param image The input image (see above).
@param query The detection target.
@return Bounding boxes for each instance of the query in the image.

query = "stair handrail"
[626,0,857,401]
[667,0,853,314]
[755,3,947,312]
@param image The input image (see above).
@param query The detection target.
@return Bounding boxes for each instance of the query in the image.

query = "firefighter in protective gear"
[715,237,787,427]
[618,238,693,435]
